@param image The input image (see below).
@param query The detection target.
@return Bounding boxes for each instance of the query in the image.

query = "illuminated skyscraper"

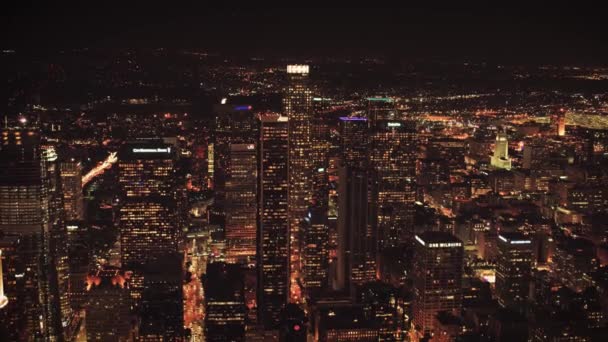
[60,159,84,221]
[118,142,179,297]
[302,167,330,297]
[117,141,183,339]
[0,128,65,341]
[339,116,369,169]
[413,231,463,334]
[284,65,313,302]
[85,267,132,341]
[225,143,258,265]
[258,114,290,328]
[371,119,417,249]
[213,103,257,201]
[496,232,533,312]
[310,97,332,171]
[491,130,512,170]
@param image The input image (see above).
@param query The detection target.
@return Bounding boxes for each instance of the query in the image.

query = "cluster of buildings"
[1,63,608,342]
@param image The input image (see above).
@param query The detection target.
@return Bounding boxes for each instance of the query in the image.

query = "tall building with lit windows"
[496,232,533,312]
[339,116,369,169]
[311,97,332,171]
[412,231,463,334]
[284,65,313,302]
[118,141,183,339]
[371,119,417,249]
[491,130,512,170]
[59,159,84,221]
[213,103,257,201]
[0,127,66,341]
[225,143,257,265]
[258,114,290,328]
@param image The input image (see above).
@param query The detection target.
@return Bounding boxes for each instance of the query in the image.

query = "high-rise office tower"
[0,128,65,341]
[204,262,246,341]
[413,231,463,334]
[285,65,313,302]
[310,97,332,170]
[118,142,178,297]
[336,167,376,293]
[302,206,329,297]
[371,119,418,249]
[496,232,533,311]
[66,222,89,310]
[43,144,72,338]
[335,116,375,292]
[491,130,512,170]
[60,159,84,221]
[554,108,566,136]
[302,166,330,297]
[258,114,290,328]
[139,256,184,340]
[213,103,257,201]
[366,96,396,125]
[117,141,183,339]
[225,143,257,265]
[339,116,369,169]
[85,267,132,341]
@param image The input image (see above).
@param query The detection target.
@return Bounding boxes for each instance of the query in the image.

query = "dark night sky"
[2,6,608,64]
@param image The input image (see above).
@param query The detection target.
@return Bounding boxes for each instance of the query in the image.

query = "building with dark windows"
[496,232,533,312]
[258,114,290,329]
[225,143,257,265]
[60,159,84,221]
[204,262,247,341]
[85,267,133,341]
[336,166,376,293]
[412,231,463,335]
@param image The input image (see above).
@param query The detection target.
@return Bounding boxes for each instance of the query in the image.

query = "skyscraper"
[60,159,84,221]
[258,114,290,328]
[118,142,179,298]
[339,116,369,169]
[85,267,132,341]
[117,141,183,339]
[204,262,246,341]
[491,130,512,170]
[213,103,257,201]
[336,167,376,293]
[371,119,417,249]
[225,143,258,265]
[335,116,375,293]
[285,65,313,302]
[496,232,533,311]
[302,206,329,297]
[413,231,463,334]
[0,128,65,341]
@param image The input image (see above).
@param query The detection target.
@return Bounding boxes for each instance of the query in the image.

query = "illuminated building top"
[287,64,309,74]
